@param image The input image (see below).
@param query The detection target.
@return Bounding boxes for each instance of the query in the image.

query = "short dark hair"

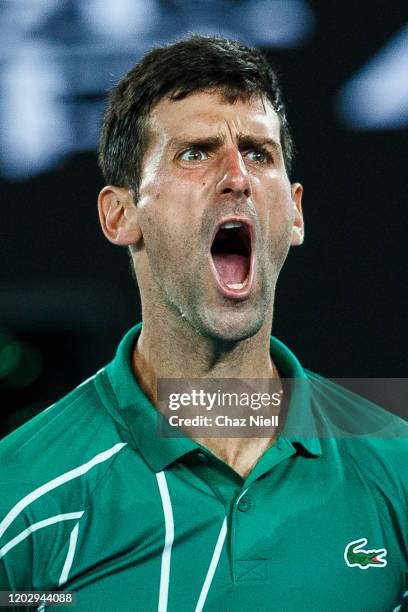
[98,35,294,199]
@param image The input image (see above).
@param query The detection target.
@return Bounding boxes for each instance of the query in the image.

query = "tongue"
[212,254,248,285]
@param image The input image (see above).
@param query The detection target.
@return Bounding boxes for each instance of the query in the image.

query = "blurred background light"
[1,43,72,177]
[0,333,21,379]
[0,331,43,388]
[78,0,161,40]
[245,0,315,47]
[337,23,408,130]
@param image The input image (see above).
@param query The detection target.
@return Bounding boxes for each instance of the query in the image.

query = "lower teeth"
[227,282,245,289]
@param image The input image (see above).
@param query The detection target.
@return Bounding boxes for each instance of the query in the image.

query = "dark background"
[1,0,407,436]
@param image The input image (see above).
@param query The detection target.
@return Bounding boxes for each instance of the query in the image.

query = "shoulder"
[0,368,131,502]
[305,369,408,433]
[0,369,130,589]
[305,369,408,490]
[1,369,126,463]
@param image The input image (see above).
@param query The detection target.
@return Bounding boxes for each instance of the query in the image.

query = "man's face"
[134,90,303,342]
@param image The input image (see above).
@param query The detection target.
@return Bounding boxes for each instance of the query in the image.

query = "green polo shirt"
[0,323,406,611]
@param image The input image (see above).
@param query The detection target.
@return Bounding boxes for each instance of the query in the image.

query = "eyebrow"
[168,133,282,154]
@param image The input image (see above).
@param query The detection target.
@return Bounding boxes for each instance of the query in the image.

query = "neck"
[132,303,280,478]
[134,314,276,396]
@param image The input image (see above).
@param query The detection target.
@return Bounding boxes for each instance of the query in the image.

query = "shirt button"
[237,495,253,512]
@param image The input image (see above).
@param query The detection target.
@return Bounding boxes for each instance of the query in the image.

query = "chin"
[194,306,267,345]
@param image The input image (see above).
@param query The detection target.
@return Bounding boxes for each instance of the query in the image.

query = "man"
[0,36,406,611]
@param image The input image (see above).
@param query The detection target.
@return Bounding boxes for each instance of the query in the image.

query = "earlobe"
[97,186,142,246]
[290,182,304,247]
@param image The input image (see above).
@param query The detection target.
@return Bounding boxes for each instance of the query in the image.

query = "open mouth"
[210,219,253,296]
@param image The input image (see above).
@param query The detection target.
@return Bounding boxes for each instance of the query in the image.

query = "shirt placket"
[192,441,296,585]
[230,439,296,583]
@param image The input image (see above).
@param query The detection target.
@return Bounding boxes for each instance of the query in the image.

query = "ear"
[97,186,142,246]
[290,183,304,246]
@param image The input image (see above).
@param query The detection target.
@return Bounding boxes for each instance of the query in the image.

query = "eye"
[179,147,208,162]
[245,148,272,164]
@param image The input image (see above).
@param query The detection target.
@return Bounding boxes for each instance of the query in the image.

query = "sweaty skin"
[100,91,304,477]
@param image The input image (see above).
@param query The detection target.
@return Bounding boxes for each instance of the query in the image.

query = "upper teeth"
[221,222,242,229]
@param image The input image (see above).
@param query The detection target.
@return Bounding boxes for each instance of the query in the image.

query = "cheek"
[139,170,205,251]
[139,205,191,273]
[255,178,294,230]
[140,164,194,217]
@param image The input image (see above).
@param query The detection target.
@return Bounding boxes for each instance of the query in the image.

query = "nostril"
[221,187,250,196]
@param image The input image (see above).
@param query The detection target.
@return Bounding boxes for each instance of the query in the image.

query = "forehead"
[149,90,282,144]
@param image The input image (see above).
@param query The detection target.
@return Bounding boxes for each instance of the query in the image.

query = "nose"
[215,148,251,199]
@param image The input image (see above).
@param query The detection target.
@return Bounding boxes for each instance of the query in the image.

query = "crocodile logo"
[344,538,387,569]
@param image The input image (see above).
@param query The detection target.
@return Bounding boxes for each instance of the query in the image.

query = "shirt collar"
[106,323,197,472]
[105,323,321,472]
[268,335,322,457]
